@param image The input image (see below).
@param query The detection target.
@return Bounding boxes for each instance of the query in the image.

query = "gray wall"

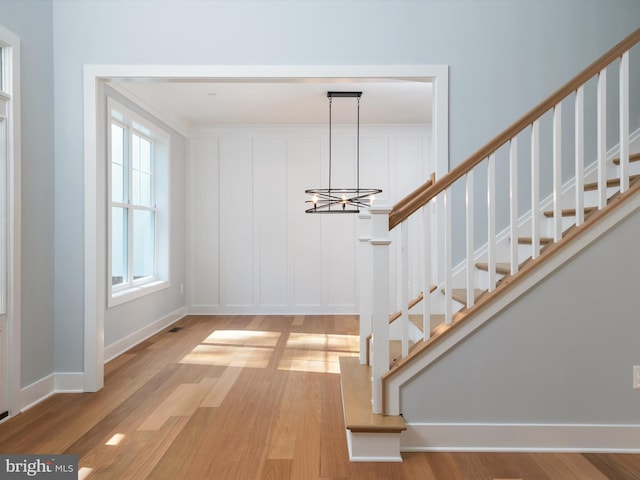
[0,1,55,387]
[401,206,640,424]
[0,0,639,388]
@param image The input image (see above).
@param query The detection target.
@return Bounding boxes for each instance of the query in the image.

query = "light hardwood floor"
[1,314,639,479]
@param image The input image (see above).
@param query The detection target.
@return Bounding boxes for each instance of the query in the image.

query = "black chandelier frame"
[305,91,382,214]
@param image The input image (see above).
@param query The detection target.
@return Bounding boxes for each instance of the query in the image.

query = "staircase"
[340,27,640,461]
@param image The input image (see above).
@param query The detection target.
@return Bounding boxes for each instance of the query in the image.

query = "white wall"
[188,125,431,314]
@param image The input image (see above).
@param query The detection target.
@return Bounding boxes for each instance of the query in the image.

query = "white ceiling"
[111,78,433,129]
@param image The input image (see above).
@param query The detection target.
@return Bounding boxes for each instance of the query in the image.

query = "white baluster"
[553,103,562,242]
[357,212,372,365]
[422,202,431,341]
[400,221,409,358]
[620,51,630,193]
[487,155,496,291]
[531,120,540,259]
[444,187,453,325]
[369,205,391,414]
[575,86,584,227]
[597,68,607,209]
[466,170,475,308]
[509,137,519,275]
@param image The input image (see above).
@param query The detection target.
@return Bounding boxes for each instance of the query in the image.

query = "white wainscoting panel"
[191,137,220,307]
[254,138,288,307]
[326,214,356,307]
[360,137,390,203]
[189,125,431,314]
[220,137,254,306]
[289,137,323,308]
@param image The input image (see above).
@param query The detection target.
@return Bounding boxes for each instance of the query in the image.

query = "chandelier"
[305,91,382,213]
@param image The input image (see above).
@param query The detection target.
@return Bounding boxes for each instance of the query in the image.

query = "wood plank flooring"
[0,314,639,479]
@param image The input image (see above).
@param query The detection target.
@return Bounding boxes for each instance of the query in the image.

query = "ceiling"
[111,78,433,129]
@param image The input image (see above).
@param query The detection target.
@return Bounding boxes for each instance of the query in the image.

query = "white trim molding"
[402,423,640,453]
[18,374,55,413]
[84,64,450,394]
[0,24,22,421]
[18,372,84,414]
[104,307,186,363]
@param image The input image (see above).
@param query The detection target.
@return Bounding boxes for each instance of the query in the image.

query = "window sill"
[108,279,170,308]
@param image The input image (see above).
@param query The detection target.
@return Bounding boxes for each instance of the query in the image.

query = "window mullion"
[127,204,134,285]
[126,128,134,285]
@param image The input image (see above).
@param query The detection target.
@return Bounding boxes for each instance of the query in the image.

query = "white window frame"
[0,91,7,316]
[107,98,169,307]
[0,24,20,415]
[0,41,11,316]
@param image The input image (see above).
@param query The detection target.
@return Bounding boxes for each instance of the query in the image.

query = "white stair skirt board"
[346,429,403,462]
[401,423,640,453]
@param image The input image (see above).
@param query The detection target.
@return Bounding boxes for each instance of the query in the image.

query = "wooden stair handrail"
[389,26,640,231]
[387,290,430,324]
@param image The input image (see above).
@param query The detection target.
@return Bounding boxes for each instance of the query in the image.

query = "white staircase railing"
[360,27,640,415]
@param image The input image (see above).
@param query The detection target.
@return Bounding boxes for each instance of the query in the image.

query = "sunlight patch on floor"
[285,333,359,352]
[203,330,281,347]
[278,349,347,374]
[179,329,359,373]
[181,344,273,368]
[105,433,126,446]
[280,333,359,373]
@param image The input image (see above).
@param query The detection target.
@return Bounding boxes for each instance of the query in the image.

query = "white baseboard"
[188,305,357,315]
[55,372,85,392]
[104,306,187,363]
[402,423,640,453]
[18,372,85,413]
[17,307,186,415]
[19,374,56,413]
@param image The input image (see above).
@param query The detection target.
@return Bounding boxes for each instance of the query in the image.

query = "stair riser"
[347,431,403,462]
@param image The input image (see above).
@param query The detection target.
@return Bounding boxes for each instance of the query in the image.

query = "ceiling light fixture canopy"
[305,91,382,213]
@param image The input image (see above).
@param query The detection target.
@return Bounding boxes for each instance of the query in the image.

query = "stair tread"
[584,174,640,191]
[543,206,597,217]
[442,288,484,305]
[390,339,420,367]
[475,262,511,275]
[612,152,640,165]
[338,357,406,433]
[409,313,447,333]
[518,236,553,245]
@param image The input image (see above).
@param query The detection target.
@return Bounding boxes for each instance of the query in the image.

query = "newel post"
[369,205,392,414]
[357,212,372,365]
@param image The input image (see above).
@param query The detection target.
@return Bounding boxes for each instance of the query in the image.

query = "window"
[108,99,169,306]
